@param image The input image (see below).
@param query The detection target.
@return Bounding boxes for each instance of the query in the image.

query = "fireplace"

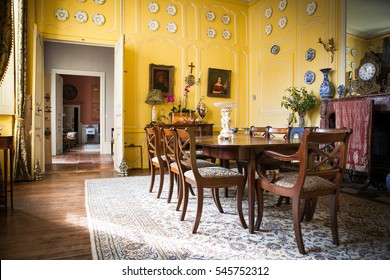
[320,93,390,188]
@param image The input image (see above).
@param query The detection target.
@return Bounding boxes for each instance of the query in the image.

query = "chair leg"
[330,194,340,245]
[167,171,175,203]
[156,167,165,199]
[180,181,190,221]
[176,175,183,211]
[192,187,204,234]
[236,184,248,229]
[255,185,264,231]
[276,196,290,207]
[292,198,306,254]
[211,188,224,213]
[149,165,156,193]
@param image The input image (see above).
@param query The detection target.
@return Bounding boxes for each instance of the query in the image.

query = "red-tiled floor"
[47,144,114,173]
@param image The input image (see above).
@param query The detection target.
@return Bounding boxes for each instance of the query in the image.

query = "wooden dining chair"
[161,127,216,207]
[174,127,247,233]
[255,128,352,254]
[144,126,168,198]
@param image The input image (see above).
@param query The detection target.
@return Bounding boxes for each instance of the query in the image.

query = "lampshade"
[145,89,164,105]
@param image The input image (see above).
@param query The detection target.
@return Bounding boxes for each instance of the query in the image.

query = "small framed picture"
[149,64,174,97]
[207,68,231,98]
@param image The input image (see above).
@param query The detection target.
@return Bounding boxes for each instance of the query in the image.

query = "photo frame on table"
[149,64,174,97]
[207,68,231,98]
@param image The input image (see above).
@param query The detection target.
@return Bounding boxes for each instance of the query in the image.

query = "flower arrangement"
[281,86,319,126]
[167,84,195,117]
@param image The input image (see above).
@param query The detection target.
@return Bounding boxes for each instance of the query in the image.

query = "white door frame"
[50,69,106,155]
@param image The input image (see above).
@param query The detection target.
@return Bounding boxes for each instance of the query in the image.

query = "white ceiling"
[346,0,389,39]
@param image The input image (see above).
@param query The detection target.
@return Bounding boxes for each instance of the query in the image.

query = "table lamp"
[145,89,165,124]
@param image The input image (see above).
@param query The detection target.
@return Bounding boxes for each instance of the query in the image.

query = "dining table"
[195,133,300,234]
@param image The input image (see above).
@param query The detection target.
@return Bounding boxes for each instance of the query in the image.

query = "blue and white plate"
[270,45,280,55]
[305,48,315,62]
[304,70,315,84]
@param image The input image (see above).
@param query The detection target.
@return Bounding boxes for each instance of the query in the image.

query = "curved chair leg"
[211,188,224,213]
[156,167,165,199]
[236,184,248,229]
[176,175,183,211]
[330,194,340,245]
[167,171,175,203]
[180,181,190,221]
[149,165,156,193]
[292,198,305,254]
[192,187,204,233]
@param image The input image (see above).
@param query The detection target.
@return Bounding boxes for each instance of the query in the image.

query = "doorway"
[50,69,106,156]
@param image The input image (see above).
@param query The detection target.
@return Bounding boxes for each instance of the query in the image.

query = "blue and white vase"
[319,68,334,99]
[337,84,345,98]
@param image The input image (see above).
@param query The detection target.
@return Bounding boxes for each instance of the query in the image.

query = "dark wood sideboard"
[320,93,390,188]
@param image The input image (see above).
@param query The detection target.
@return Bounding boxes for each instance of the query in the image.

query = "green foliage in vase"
[281,86,319,125]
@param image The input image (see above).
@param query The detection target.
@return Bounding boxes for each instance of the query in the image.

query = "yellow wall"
[28,0,342,168]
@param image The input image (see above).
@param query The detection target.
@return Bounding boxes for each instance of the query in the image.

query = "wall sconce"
[185,62,201,86]
[44,93,50,102]
[318,37,336,63]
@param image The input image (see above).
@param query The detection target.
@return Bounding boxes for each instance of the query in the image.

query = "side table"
[0,136,14,212]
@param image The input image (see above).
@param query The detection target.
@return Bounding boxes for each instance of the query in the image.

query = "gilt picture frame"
[207,68,231,98]
[149,64,174,97]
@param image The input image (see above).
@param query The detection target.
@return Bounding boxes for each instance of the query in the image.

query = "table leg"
[247,157,256,233]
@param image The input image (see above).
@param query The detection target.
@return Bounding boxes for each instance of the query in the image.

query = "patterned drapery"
[13,0,31,181]
[335,99,373,173]
[0,0,13,86]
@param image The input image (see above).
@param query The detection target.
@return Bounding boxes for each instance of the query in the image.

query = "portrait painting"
[207,68,231,98]
[149,64,174,97]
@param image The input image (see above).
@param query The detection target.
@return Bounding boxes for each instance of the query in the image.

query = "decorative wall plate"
[166,4,177,16]
[206,11,216,22]
[166,22,177,33]
[148,19,159,31]
[207,27,216,38]
[92,13,105,26]
[346,60,350,68]
[148,2,159,14]
[222,14,231,25]
[278,16,287,29]
[78,0,87,2]
[346,47,350,55]
[74,10,88,23]
[264,7,272,19]
[351,62,357,69]
[55,8,69,22]
[279,0,287,11]
[265,24,272,35]
[222,29,231,40]
[304,70,315,84]
[93,0,106,4]
[305,48,315,61]
[270,45,280,55]
[306,1,317,16]
[351,49,357,57]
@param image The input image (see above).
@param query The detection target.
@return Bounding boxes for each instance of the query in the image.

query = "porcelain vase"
[319,68,334,99]
[298,112,305,127]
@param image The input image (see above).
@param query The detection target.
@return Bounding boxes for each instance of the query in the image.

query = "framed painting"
[149,64,174,97]
[207,68,231,98]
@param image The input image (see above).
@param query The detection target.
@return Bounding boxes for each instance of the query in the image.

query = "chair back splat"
[256,128,352,254]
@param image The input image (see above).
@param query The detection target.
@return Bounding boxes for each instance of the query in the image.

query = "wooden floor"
[0,145,148,260]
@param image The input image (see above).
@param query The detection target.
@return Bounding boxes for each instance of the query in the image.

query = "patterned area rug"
[85,176,390,260]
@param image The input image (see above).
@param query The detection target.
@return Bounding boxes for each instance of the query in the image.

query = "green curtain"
[13,0,31,182]
[0,0,13,86]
